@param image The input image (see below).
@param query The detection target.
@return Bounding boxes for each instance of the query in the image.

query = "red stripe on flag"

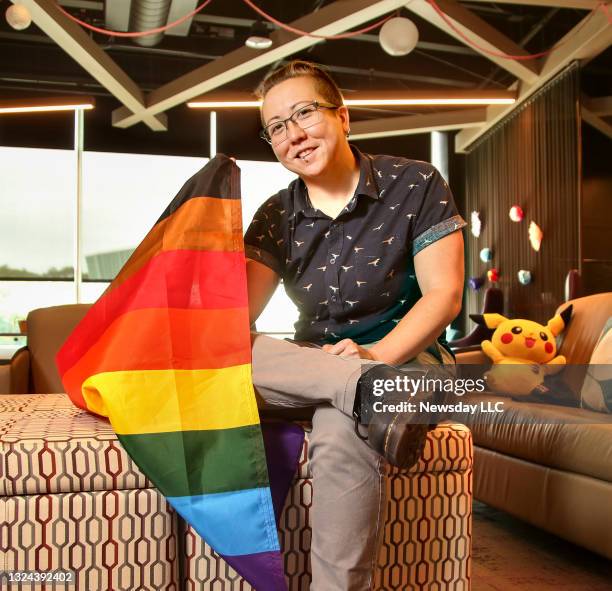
[57,249,248,377]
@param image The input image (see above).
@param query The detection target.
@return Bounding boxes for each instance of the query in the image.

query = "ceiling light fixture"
[6,4,32,31]
[187,93,516,109]
[0,97,95,115]
[344,98,515,106]
[245,20,273,50]
[379,17,419,57]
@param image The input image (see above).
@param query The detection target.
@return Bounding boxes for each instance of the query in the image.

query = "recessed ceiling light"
[187,93,517,109]
[0,97,95,115]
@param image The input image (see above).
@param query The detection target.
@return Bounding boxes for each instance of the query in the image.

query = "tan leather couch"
[457,292,612,560]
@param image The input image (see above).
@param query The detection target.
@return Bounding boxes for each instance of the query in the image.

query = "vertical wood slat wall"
[463,65,580,325]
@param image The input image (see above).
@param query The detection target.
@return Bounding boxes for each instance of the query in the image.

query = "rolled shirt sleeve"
[410,165,466,257]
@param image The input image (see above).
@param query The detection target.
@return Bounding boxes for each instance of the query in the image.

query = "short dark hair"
[255,60,344,106]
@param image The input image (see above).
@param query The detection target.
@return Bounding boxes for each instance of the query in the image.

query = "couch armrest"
[8,347,31,393]
[455,349,489,365]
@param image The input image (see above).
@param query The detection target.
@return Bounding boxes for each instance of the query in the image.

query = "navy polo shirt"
[244,146,466,346]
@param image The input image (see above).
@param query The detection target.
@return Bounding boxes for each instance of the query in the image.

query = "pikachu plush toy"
[470,305,573,396]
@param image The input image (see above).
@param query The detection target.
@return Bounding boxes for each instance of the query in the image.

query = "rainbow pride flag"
[57,155,303,590]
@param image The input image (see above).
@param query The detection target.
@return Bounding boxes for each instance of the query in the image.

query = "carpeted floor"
[472,501,612,590]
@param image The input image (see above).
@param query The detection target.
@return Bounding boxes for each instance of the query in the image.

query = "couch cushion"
[468,393,612,483]
[556,293,612,395]
[1,393,151,496]
[581,318,612,414]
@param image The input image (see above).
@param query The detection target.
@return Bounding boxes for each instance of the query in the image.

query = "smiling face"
[261,76,350,179]
[491,318,557,363]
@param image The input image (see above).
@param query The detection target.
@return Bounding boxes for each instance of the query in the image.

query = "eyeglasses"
[260,101,340,145]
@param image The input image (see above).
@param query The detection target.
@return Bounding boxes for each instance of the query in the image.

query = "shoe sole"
[368,414,429,470]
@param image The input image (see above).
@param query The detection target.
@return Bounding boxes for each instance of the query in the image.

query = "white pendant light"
[379,17,419,57]
[245,20,273,50]
[6,4,32,31]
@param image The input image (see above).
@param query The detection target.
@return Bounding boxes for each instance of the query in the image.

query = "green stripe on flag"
[118,424,269,497]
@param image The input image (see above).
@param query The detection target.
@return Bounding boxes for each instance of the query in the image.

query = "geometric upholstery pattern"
[2,489,179,591]
[0,395,151,496]
[1,394,472,590]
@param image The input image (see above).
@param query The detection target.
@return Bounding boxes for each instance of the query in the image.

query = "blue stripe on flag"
[168,486,280,556]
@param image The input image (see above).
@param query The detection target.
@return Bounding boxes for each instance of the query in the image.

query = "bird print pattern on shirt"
[243,148,466,344]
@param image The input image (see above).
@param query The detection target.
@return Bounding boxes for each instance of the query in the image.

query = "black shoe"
[353,364,438,470]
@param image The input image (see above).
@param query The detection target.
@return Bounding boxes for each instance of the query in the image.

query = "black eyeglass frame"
[259,100,340,145]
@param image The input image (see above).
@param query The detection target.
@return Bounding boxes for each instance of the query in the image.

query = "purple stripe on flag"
[223,550,287,591]
[261,421,306,524]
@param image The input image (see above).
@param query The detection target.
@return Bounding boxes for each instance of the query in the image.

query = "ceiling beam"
[111,0,412,129]
[13,0,167,131]
[404,0,541,84]
[455,8,612,153]
[581,106,612,140]
[463,0,598,9]
[349,108,488,139]
[583,95,612,116]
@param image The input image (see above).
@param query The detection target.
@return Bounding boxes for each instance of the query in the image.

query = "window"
[0,147,74,279]
[0,146,75,334]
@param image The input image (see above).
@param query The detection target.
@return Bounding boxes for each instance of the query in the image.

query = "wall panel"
[464,65,580,324]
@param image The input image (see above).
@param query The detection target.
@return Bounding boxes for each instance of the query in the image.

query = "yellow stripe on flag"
[82,365,260,434]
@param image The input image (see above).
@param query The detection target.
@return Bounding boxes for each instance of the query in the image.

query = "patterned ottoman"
[1,394,472,590]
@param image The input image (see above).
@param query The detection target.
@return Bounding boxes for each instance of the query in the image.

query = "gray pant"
[251,334,385,591]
